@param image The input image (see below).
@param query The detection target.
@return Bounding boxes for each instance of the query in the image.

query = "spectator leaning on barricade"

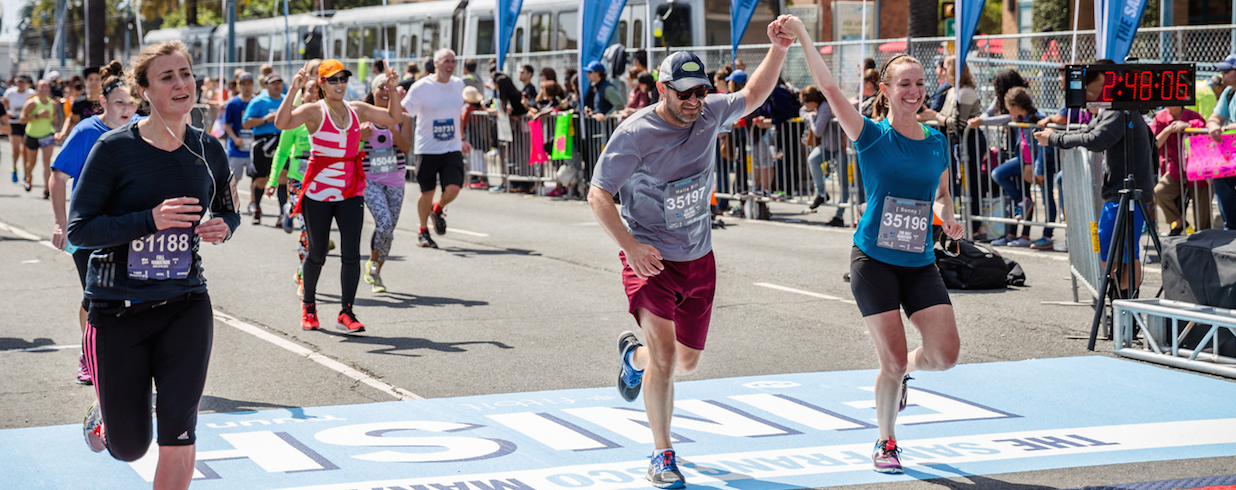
[583,61,625,120]
[1035,59,1156,298]
[616,72,654,121]
[988,86,1057,249]
[928,58,951,112]
[935,55,985,238]
[1189,54,1236,120]
[857,69,879,118]
[800,85,840,217]
[1205,65,1236,231]
[535,67,566,112]
[459,59,483,95]
[519,65,539,107]
[1152,105,1208,235]
[490,63,529,118]
[399,61,421,92]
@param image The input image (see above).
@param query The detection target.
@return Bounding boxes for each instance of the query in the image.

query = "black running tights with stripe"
[301,196,364,306]
[85,295,213,462]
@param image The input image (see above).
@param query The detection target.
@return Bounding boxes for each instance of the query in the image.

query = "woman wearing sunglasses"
[274,59,402,334]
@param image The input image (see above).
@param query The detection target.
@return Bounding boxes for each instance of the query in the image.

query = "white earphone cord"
[145,90,217,217]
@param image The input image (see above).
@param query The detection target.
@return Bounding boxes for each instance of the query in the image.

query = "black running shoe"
[417,231,438,249]
[432,209,447,235]
[252,206,262,225]
[825,217,845,227]
[809,195,826,210]
[617,331,644,402]
[899,375,913,411]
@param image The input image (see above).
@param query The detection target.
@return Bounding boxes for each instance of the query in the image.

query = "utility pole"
[54,0,67,66]
[87,0,106,66]
[228,0,237,63]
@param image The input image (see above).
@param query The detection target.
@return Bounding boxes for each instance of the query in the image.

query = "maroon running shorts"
[619,250,716,351]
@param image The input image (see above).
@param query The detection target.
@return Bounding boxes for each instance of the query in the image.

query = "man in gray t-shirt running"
[588,17,795,489]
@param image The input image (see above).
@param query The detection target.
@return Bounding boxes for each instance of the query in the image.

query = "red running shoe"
[336,308,365,334]
[301,303,320,331]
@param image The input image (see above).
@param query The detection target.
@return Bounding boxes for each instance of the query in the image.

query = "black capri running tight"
[85,294,213,462]
[301,196,364,306]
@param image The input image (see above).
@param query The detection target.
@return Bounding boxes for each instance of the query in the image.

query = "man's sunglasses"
[672,86,709,101]
[320,75,349,85]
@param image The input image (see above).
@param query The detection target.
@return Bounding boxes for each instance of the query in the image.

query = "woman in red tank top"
[274,59,404,334]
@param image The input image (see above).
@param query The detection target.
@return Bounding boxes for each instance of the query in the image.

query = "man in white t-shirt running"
[3,76,34,183]
[400,48,472,249]
[588,18,794,489]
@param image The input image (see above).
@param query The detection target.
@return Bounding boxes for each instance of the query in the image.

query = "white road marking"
[0,218,422,401]
[211,311,422,401]
[237,188,491,238]
[3,344,82,353]
[0,221,59,251]
[754,282,856,305]
[448,228,489,237]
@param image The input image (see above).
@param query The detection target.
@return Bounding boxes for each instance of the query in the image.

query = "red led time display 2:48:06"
[1100,70,1191,102]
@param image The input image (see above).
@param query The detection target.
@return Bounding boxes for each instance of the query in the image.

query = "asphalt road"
[1,140,1231,490]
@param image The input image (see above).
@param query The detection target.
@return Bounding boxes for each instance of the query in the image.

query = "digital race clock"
[1064,64,1196,110]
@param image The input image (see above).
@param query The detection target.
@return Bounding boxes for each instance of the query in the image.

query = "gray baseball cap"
[657,51,711,92]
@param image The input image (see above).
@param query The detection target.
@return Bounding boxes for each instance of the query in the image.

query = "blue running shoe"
[872,439,903,474]
[617,331,644,402]
[647,449,686,488]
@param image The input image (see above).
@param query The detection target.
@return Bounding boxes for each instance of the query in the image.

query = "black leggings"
[301,196,364,306]
[85,294,213,462]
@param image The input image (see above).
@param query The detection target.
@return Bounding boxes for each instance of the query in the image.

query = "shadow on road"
[315,330,515,357]
[441,246,541,258]
[317,291,488,309]
[199,395,302,415]
[0,337,56,351]
[912,463,1057,489]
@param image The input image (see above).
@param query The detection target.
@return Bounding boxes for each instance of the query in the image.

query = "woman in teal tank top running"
[782,15,966,476]
[19,79,58,197]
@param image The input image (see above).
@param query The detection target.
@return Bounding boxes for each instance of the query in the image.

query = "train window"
[399,36,409,58]
[530,13,551,52]
[423,23,440,55]
[556,12,577,50]
[383,26,396,56]
[655,5,691,47]
[633,19,643,49]
[257,35,271,62]
[191,41,204,65]
[515,27,524,54]
[362,27,378,58]
[347,28,361,58]
[245,37,258,62]
[476,18,495,55]
[334,39,343,59]
[613,20,626,46]
[410,35,419,58]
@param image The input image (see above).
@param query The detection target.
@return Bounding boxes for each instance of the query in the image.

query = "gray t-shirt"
[591,92,747,262]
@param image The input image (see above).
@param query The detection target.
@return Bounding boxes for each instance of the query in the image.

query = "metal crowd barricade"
[1060,147,1104,302]
[1112,298,1236,379]
[713,117,861,223]
[957,122,1069,243]
[463,110,586,193]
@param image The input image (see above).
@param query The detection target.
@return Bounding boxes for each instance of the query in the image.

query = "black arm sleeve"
[1049,110,1124,152]
[207,138,242,237]
[67,142,158,249]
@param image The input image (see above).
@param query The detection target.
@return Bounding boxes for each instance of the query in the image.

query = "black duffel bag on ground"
[935,238,1009,290]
